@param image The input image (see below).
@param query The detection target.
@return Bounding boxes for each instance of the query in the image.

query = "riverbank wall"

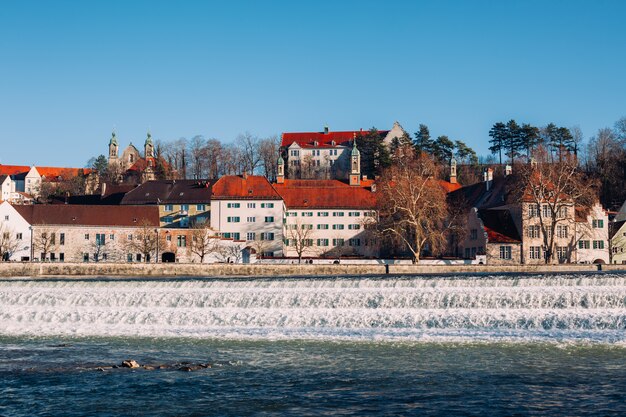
[0,262,625,278]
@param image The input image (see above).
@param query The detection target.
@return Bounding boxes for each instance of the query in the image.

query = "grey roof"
[120,179,214,205]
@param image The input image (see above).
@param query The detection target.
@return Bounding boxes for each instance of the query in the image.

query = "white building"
[575,202,610,264]
[210,174,284,258]
[0,201,33,261]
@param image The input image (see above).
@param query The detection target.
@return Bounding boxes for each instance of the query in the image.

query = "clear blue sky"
[1,0,625,167]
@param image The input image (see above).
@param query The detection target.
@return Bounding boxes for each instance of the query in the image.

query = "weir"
[1,274,625,342]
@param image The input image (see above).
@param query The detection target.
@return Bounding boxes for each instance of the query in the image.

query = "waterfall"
[1,274,625,342]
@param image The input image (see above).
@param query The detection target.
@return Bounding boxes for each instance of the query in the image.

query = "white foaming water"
[1,274,625,343]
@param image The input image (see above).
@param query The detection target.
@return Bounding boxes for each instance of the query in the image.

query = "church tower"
[349,133,361,186]
[277,154,285,184]
[108,131,119,164]
[144,132,154,159]
[450,157,457,184]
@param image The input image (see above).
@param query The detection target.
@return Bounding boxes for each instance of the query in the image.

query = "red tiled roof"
[281,129,389,148]
[12,205,160,227]
[438,180,461,193]
[273,179,377,209]
[212,175,282,200]
[0,165,29,176]
[127,157,169,172]
[478,208,521,243]
[37,166,90,180]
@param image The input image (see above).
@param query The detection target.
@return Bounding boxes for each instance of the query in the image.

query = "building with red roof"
[107,132,170,184]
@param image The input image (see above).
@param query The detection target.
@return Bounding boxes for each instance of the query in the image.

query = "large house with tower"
[107,132,168,184]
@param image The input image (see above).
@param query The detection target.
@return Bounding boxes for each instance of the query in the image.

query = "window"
[499,246,512,260]
[109,234,115,240]
[247,232,256,241]
[528,204,539,218]
[261,251,274,258]
[96,233,106,245]
[348,212,361,217]
[304,239,313,247]
[317,239,329,247]
[464,248,470,258]
[317,224,329,230]
[261,203,274,208]
[265,216,274,222]
[247,203,256,208]
[542,205,550,218]
[166,234,172,242]
[227,216,240,223]
[349,239,361,246]
[332,212,344,217]
[164,204,174,211]
[59,253,64,262]
[290,150,300,157]
[527,225,540,239]
[470,229,478,240]
[233,233,240,240]
[127,234,133,241]
[348,224,361,230]
[333,238,344,246]
[227,203,240,208]
[50,253,56,261]
[578,240,590,249]
[529,246,541,259]
[16,233,22,240]
[557,246,568,262]
[332,224,344,230]
[177,235,187,247]
[246,216,256,223]
[261,232,274,241]
[317,212,329,217]
[197,204,206,211]
[592,219,604,228]
[556,225,569,239]
[302,212,313,217]
[301,224,313,230]
[84,233,90,240]
[593,240,605,249]
[558,206,569,218]
[163,216,174,224]
[181,204,189,211]
[136,254,142,262]
[127,254,133,262]
[286,212,297,217]
[364,211,376,217]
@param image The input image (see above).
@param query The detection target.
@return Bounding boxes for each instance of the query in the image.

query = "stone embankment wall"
[0,262,624,278]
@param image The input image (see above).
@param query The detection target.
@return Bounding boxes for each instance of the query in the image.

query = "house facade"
[210,174,284,258]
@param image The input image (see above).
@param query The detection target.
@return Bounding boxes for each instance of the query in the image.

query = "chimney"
[484,168,493,191]
[324,125,329,134]
[101,182,106,197]
[243,171,248,179]
[505,164,512,176]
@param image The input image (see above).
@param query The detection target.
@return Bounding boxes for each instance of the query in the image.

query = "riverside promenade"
[0,262,624,278]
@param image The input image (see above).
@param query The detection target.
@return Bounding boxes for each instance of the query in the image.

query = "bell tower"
[349,133,361,186]
[108,131,119,164]
[450,157,457,184]
[277,154,285,184]
[144,132,154,159]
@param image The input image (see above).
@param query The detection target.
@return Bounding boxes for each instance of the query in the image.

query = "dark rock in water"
[96,367,105,372]
[179,366,194,372]
[47,343,73,348]
[142,366,155,371]
[121,360,140,368]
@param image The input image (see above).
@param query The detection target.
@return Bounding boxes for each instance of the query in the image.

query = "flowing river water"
[1,273,625,415]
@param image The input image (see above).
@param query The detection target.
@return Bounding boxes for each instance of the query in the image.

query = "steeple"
[108,131,119,161]
[144,132,154,158]
[276,153,285,184]
[450,157,457,184]
[349,133,361,186]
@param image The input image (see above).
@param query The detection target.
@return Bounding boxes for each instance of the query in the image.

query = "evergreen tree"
[519,123,540,158]
[455,140,478,165]
[413,124,434,155]
[488,122,507,165]
[431,135,455,163]
[91,155,108,176]
[359,127,391,178]
[504,119,522,164]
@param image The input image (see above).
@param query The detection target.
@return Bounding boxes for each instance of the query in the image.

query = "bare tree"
[216,242,243,263]
[188,225,219,263]
[124,220,163,263]
[284,219,317,263]
[509,146,597,264]
[236,132,261,174]
[0,222,21,261]
[188,135,207,179]
[204,139,223,179]
[250,235,271,263]
[33,228,57,261]
[259,135,280,181]
[375,147,449,263]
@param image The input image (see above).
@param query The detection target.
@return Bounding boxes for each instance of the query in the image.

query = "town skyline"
[1,0,625,166]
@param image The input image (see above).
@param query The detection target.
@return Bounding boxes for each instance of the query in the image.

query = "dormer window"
[129,155,134,163]
[313,141,318,146]
[330,140,336,146]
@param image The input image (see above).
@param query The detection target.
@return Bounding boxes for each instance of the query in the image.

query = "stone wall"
[0,261,623,278]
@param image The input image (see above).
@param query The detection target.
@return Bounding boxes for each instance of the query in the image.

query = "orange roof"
[212,175,282,200]
[0,164,29,176]
[37,166,90,179]
[273,179,377,209]
[438,180,461,193]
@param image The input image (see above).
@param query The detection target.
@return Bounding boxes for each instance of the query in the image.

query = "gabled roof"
[281,129,389,149]
[212,175,281,200]
[273,179,377,209]
[12,204,160,227]
[449,177,508,209]
[478,208,521,243]
[121,179,214,205]
[0,164,29,176]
